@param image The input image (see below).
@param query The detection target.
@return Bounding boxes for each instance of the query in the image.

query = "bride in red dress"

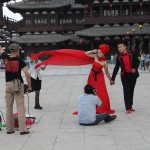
[85,44,115,114]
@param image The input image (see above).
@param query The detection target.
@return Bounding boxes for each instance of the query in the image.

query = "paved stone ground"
[0,64,150,150]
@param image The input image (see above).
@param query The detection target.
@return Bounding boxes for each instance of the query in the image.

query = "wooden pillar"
[100,5,103,17]
[120,3,122,16]
[130,4,132,16]
[0,3,3,20]
[91,39,94,50]
[90,4,93,17]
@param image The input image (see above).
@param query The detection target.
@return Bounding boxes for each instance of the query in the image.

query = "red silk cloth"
[30,49,106,68]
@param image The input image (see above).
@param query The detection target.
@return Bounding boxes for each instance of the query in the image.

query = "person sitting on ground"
[78,84,117,126]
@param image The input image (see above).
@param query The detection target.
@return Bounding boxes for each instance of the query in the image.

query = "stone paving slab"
[0,64,150,150]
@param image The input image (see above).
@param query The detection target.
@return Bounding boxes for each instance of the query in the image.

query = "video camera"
[24,84,33,94]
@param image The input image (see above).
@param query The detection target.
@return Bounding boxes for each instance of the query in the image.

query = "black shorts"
[31,77,41,91]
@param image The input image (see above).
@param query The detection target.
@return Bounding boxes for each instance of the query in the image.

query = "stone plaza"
[0,64,150,150]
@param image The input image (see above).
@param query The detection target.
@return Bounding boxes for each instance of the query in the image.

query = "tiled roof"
[7,0,81,10]
[71,3,84,9]
[75,0,148,4]
[63,33,80,42]
[1,0,10,3]
[10,33,70,44]
[75,24,150,37]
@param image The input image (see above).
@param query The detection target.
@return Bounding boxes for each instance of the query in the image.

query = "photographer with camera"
[78,84,117,126]
[0,43,31,135]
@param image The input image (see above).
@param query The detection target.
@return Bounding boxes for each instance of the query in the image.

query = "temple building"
[0,0,10,51]
[6,0,85,57]
[75,0,150,57]
[3,0,150,58]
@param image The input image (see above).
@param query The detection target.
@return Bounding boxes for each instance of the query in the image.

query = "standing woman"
[85,44,115,114]
[30,57,46,110]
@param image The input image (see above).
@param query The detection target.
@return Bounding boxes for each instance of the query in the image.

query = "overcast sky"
[3,0,22,21]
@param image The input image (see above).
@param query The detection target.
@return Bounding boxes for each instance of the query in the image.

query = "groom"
[110,41,140,114]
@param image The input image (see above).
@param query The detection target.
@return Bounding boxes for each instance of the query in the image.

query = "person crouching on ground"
[78,84,117,126]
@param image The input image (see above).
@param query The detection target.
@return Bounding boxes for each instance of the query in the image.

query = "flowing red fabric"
[30,43,109,68]
[30,49,94,68]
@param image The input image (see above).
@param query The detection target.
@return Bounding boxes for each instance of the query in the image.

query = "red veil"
[30,49,95,68]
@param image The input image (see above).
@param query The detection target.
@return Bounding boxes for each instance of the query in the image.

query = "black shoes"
[7,131,15,134]
[34,106,43,110]
[20,131,30,135]
[7,130,30,135]
[111,115,117,121]
[105,115,117,123]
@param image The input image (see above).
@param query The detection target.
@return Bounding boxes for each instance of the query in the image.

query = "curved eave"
[75,0,93,5]
[7,1,72,13]
[10,34,70,44]
[71,4,84,9]
[76,25,150,37]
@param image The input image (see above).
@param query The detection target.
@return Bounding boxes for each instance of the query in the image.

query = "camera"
[93,88,97,93]
[24,84,28,94]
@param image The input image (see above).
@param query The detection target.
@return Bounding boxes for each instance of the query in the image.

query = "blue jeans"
[79,113,111,126]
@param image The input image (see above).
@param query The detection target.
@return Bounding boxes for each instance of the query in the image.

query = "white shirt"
[30,60,43,80]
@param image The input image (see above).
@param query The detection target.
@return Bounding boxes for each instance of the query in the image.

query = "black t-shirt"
[1,52,26,83]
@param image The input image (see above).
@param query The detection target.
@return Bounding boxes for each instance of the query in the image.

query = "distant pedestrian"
[140,51,146,70]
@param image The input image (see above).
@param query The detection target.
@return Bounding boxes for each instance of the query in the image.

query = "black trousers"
[121,73,137,110]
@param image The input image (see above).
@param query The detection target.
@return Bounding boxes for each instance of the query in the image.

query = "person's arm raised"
[85,49,98,58]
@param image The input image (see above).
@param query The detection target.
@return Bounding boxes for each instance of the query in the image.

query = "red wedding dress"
[88,61,115,114]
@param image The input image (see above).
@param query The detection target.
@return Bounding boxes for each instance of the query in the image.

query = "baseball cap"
[9,43,21,52]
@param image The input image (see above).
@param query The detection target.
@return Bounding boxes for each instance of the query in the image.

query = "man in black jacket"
[110,41,140,114]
